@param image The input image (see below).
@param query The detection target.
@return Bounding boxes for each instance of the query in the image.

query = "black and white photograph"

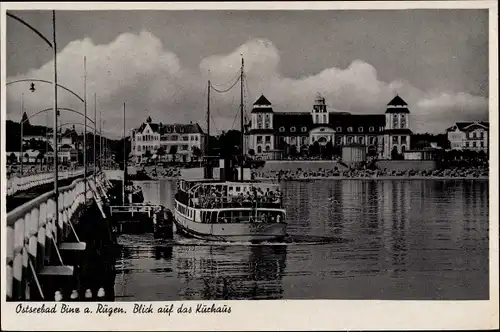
[1,1,498,330]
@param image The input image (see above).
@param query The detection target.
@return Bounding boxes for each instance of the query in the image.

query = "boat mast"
[206,79,210,156]
[240,56,244,181]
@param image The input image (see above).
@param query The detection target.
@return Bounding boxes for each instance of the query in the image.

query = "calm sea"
[114,179,489,300]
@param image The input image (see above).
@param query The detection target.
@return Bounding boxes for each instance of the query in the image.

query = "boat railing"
[191,196,283,210]
[212,214,284,224]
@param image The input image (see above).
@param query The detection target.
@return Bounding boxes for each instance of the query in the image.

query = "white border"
[1,2,498,331]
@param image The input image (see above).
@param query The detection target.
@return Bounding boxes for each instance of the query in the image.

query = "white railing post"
[6,226,14,300]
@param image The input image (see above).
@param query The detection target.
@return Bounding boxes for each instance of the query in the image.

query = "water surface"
[114,179,489,300]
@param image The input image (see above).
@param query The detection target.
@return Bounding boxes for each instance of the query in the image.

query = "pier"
[5,170,115,301]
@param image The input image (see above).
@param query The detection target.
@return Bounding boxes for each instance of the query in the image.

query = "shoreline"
[254,176,489,181]
[135,175,488,181]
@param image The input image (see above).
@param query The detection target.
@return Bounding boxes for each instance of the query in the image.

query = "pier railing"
[6,167,92,196]
[5,171,110,301]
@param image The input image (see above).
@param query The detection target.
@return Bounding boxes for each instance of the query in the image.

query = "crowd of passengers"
[194,186,283,209]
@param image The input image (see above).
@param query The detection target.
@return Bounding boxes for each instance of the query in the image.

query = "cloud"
[6,32,488,138]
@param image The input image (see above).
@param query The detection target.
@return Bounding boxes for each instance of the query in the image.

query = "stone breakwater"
[252,166,489,181]
[136,165,488,181]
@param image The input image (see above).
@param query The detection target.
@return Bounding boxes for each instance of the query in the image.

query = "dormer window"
[358,127,364,132]
[290,127,296,132]
[347,127,353,132]
[279,127,285,132]
[336,127,342,132]
[369,127,374,132]
[301,127,307,132]
[167,128,171,133]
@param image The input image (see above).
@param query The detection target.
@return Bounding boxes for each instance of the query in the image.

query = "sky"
[5,9,489,138]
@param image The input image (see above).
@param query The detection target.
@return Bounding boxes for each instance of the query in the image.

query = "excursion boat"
[173,165,287,242]
[172,57,287,242]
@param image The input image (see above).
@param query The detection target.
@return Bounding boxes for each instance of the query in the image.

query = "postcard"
[1,1,498,331]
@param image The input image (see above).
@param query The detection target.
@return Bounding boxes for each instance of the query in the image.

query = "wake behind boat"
[173,56,287,242]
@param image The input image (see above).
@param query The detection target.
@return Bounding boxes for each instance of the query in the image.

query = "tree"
[391,146,399,160]
[21,112,30,127]
[9,152,17,164]
[156,146,166,164]
[248,148,255,157]
[309,141,320,156]
[169,145,178,162]
[144,149,152,161]
[192,146,202,161]
[323,141,334,159]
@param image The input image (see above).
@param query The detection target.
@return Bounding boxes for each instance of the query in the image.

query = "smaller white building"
[446,121,489,152]
[132,116,206,163]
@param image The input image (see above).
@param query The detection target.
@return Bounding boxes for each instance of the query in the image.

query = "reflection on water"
[115,179,489,300]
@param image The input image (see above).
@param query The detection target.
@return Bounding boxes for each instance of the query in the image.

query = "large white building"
[246,94,412,160]
[446,121,489,152]
[132,117,206,163]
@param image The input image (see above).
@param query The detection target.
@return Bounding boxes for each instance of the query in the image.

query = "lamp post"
[20,93,24,175]
[52,10,60,226]
[84,56,87,204]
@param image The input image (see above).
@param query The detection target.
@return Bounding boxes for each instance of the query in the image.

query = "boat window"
[236,186,240,192]
[211,212,218,223]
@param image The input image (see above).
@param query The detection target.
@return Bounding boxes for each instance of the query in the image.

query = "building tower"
[383,95,412,159]
[249,94,274,155]
[311,93,328,125]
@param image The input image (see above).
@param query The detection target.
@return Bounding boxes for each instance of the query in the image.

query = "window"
[358,127,364,132]
[400,115,406,128]
[301,136,307,145]
[138,145,141,151]
[369,136,375,145]
[315,115,319,123]
[290,127,296,132]
[347,136,353,144]
[257,146,262,153]
[481,142,484,147]
[257,136,263,144]
[257,115,263,129]
[369,127,374,132]
[473,132,476,138]
[265,114,271,129]
[335,136,342,145]
[279,127,285,132]
[358,136,364,144]
[347,127,353,132]
[480,132,484,139]
[265,136,271,143]
[392,136,398,144]
[472,142,477,148]
[336,127,342,132]
[182,145,189,151]
[379,126,384,131]
[171,135,178,141]
[393,114,398,128]
[266,145,270,151]
[180,128,184,133]
[465,142,469,148]
[301,127,307,132]
[401,136,407,145]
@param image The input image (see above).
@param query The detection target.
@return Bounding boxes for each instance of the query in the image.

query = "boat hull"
[173,213,287,242]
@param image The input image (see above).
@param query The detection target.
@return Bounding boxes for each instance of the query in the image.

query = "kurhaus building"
[247,94,412,160]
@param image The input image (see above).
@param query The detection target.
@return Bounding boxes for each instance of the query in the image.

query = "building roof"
[447,121,489,132]
[253,94,272,106]
[387,95,408,106]
[251,107,274,113]
[273,112,313,135]
[385,95,410,114]
[136,121,204,135]
[383,128,413,135]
